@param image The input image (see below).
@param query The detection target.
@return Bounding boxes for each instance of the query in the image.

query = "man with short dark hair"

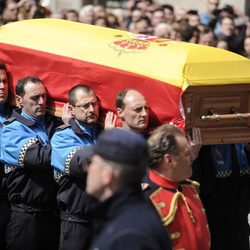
[86,128,172,250]
[0,76,62,250]
[51,84,112,250]
[143,124,210,250]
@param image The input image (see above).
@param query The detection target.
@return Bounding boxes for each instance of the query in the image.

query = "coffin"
[0,19,249,144]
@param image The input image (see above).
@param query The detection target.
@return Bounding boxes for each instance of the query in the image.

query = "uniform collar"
[149,169,179,190]
[69,118,98,138]
[12,108,47,127]
[12,109,36,127]
[21,111,45,126]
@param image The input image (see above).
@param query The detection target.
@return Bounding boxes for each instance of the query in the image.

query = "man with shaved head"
[116,88,149,134]
[115,88,201,160]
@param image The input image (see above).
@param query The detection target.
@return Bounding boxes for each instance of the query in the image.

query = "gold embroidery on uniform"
[150,188,182,226]
[170,232,181,239]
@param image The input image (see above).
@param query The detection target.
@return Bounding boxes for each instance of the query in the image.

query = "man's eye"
[32,96,39,101]
[134,108,141,113]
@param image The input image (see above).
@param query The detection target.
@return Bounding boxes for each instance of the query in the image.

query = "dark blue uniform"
[192,144,250,250]
[51,118,99,250]
[0,104,12,250]
[0,109,62,250]
[88,186,172,250]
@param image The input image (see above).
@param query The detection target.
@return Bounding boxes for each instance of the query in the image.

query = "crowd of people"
[0,0,250,57]
[0,0,250,250]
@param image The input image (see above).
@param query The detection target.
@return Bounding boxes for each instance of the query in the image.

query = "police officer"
[86,128,172,250]
[51,85,111,250]
[0,76,62,250]
[143,124,210,250]
[0,63,12,250]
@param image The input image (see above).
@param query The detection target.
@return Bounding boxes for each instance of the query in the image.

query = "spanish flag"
[0,19,249,130]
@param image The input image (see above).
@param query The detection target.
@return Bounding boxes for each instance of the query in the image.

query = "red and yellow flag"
[0,19,249,130]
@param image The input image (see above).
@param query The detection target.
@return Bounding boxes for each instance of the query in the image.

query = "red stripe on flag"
[0,42,184,130]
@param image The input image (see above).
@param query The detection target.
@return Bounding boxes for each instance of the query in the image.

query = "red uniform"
[143,170,210,250]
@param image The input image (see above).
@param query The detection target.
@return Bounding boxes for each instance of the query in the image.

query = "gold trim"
[170,231,181,240]
[150,187,182,226]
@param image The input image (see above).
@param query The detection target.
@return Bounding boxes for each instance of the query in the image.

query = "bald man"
[116,88,149,134]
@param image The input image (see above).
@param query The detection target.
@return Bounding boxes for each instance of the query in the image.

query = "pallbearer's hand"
[104,111,117,129]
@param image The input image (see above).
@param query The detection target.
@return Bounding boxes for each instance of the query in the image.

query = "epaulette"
[3,117,16,125]
[55,124,71,131]
[181,179,200,192]
[141,183,150,191]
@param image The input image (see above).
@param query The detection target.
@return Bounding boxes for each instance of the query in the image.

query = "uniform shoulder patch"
[55,124,71,131]
[188,179,200,188]
[182,179,200,191]
[4,117,16,125]
[141,183,150,190]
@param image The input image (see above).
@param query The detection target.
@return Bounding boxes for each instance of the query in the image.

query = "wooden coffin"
[183,84,250,144]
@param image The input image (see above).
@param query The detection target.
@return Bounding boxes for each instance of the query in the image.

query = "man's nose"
[88,104,95,112]
[141,108,148,116]
[38,96,45,104]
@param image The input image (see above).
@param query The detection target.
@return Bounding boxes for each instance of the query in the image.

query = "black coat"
[88,186,172,250]
[3,109,62,210]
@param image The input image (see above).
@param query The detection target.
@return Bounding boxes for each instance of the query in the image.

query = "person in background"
[242,36,250,58]
[192,143,250,250]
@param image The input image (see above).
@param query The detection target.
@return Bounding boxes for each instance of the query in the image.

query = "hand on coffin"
[187,127,202,161]
[62,103,73,125]
[104,111,117,130]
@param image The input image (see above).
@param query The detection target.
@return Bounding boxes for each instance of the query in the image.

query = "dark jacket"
[88,186,172,250]
[0,105,13,196]
[52,118,101,220]
[1,109,62,211]
[192,144,250,225]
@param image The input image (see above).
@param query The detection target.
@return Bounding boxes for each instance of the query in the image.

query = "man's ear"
[68,104,74,116]
[116,108,124,121]
[102,165,113,186]
[163,153,172,165]
[16,95,23,108]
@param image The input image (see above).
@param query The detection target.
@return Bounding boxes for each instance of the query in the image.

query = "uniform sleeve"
[51,130,85,174]
[0,122,51,169]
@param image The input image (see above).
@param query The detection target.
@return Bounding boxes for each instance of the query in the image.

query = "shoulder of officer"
[55,124,71,131]
[3,117,16,125]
